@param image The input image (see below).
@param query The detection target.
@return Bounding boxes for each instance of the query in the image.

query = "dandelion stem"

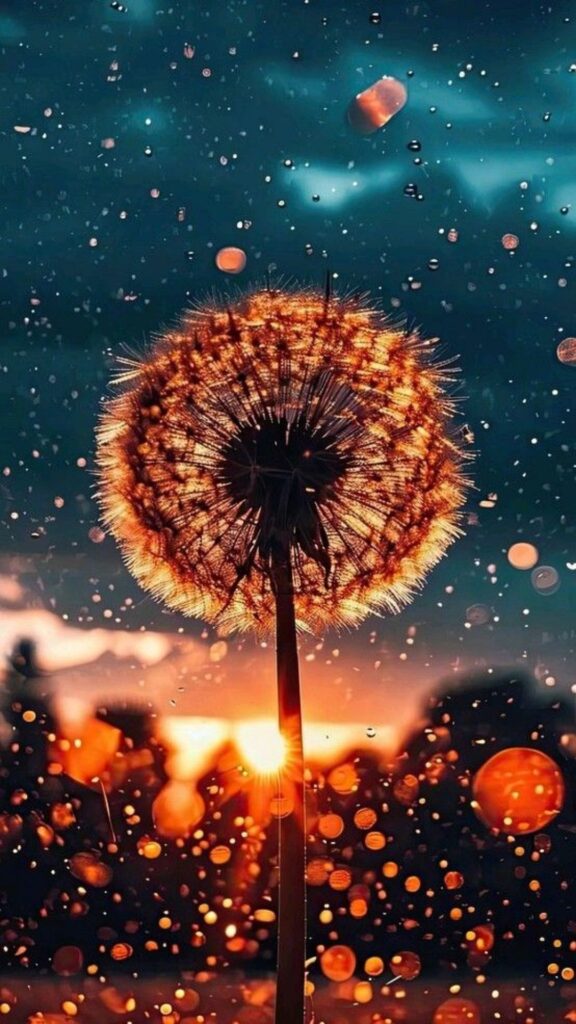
[272,542,307,1024]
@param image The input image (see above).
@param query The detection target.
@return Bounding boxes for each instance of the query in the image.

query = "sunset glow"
[159,717,395,784]
[236,720,287,775]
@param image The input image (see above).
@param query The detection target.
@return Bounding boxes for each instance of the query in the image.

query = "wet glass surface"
[1,1,575,1021]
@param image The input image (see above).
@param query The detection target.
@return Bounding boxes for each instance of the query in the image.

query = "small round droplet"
[531,565,560,595]
[347,76,407,134]
[508,542,539,570]
[366,726,376,739]
[556,336,576,366]
[215,246,247,274]
[466,603,491,626]
[501,233,519,251]
[312,194,320,202]
[407,139,421,151]
[144,145,153,157]
[428,258,440,271]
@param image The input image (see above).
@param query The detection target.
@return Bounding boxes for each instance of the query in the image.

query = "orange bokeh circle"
[215,246,246,274]
[472,747,564,834]
[320,944,356,982]
[318,813,344,839]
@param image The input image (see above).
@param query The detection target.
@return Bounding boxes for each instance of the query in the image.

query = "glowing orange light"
[254,908,276,923]
[210,845,232,865]
[269,794,294,818]
[393,773,420,805]
[444,870,464,890]
[152,781,205,838]
[306,858,333,886]
[320,944,356,982]
[364,955,384,976]
[472,747,565,834]
[69,852,112,888]
[347,76,407,134]
[235,720,286,775]
[382,861,398,878]
[215,246,246,274]
[390,950,421,980]
[465,924,494,952]
[556,336,576,366]
[507,541,539,569]
[349,898,368,918]
[51,803,76,830]
[405,875,421,893]
[51,717,121,785]
[318,813,344,839]
[353,980,373,1003]
[174,990,200,1012]
[364,830,386,851]
[329,867,352,891]
[110,942,133,961]
[328,763,359,796]
[137,837,162,859]
[353,806,377,830]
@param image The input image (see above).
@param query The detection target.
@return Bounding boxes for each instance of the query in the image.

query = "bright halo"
[235,719,286,775]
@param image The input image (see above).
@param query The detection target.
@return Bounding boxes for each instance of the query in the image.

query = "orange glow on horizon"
[236,720,286,775]
[159,716,395,781]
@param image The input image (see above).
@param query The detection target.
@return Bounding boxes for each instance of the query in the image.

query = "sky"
[1,0,576,724]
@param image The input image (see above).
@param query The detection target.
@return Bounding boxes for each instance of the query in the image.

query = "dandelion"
[96,284,470,1024]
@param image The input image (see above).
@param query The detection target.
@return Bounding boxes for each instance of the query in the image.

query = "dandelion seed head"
[96,287,470,634]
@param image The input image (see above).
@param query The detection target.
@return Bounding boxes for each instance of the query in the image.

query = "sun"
[235,720,287,776]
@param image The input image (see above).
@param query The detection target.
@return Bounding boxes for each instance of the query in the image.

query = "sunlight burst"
[235,720,286,775]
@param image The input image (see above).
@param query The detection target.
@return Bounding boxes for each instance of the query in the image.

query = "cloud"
[0,607,173,674]
[281,163,402,210]
[0,16,26,43]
